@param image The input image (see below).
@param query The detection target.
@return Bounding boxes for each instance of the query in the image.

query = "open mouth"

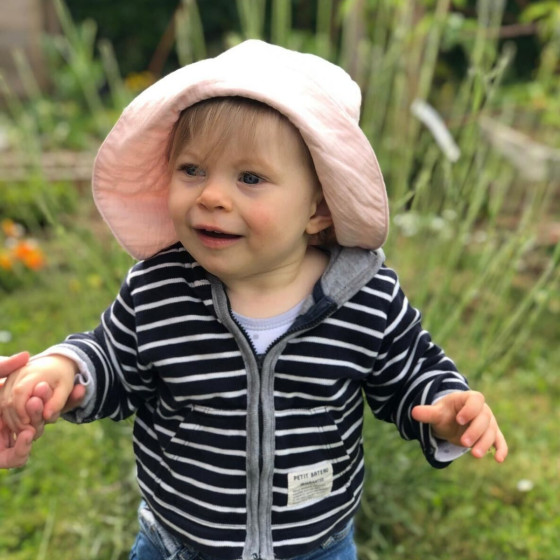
[196,228,241,240]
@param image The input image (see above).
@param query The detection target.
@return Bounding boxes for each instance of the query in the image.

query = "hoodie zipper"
[218,284,338,560]
[248,297,339,559]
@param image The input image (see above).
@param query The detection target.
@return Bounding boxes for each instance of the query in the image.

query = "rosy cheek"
[245,208,276,234]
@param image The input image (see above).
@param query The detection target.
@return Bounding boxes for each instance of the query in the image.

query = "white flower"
[516,479,534,492]
[393,213,420,237]
[0,331,12,343]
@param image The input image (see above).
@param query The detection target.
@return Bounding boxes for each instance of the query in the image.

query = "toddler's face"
[167,113,328,290]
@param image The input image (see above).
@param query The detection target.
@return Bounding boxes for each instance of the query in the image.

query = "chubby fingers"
[0,427,34,469]
[3,379,36,431]
[0,352,30,378]
[493,427,508,463]
[26,398,46,439]
[413,390,508,463]
[32,380,84,422]
[41,382,76,422]
[460,402,508,462]
[459,401,491,448]
[455,391,486,426]
[26,382,52,440]
[469,417,508,462]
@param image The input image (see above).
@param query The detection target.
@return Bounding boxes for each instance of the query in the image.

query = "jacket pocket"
[151,405,248,525]
[274,407,354,509]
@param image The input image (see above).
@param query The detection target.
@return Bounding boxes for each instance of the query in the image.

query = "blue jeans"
[129,502,357,560]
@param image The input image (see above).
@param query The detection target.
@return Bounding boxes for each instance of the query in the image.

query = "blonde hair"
[167,97,336,246]
[168,97,309,164]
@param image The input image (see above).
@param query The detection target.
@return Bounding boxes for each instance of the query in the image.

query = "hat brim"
[93,40,389,260]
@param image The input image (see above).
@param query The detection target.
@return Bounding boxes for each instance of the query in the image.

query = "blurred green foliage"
[0,0,559,558]
[61,0,548,80]
[0,180,77,229]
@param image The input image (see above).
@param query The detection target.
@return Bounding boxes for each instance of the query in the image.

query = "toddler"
[0,40,507,560]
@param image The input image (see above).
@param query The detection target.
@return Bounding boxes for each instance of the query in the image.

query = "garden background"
[0,1,559,558]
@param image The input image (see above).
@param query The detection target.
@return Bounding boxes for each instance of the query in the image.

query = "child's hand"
[0,421,34,469]
[411,390,508,463]
[33,379,87,421]
[0,355,78,433]
[0,352,46,468]
[0,352,86,469]
[0,390,50,468]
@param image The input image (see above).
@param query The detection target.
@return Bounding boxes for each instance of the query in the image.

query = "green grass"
[1,198,558,560]
[353,254,560,560]
[0,202,138,560]
[0,421,137,560]
[356,346,560,560]
[1,0,559,558]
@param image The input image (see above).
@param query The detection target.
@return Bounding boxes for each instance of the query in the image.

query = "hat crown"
[215,40,362,123]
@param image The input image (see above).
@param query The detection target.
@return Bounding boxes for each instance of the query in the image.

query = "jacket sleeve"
[56,267,157,423]
[363,268,470,468]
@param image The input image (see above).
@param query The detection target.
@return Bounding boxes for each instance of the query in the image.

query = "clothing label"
[287,463,333,507]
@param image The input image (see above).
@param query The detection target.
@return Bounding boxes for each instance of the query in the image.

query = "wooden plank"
[0,0,57,95]
[0,150,96,183]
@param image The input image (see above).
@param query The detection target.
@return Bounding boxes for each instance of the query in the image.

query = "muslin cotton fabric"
[92,40,389,259]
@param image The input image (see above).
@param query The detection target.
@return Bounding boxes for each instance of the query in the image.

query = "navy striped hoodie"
[57,243,469,559]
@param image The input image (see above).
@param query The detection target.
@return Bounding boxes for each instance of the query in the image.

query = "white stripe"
[136,295,202,312]
[178,422,246,437]
[129,261,188,279]
[163,453,246,476]
[323,317,383,339]
[361,285,393,302]
[173,389,247,402]
[275,440,344,455]
[280,355,371,374]
[153,351,240,368]
[344,301,387,319]
[115,292,135,316]
[137,477,247,522]
[288,336,379,358]
[274,379,353,403]
[138,332,232,352]
[137,314,215,333]
[273,372,339,386]
[275,424,338,437]
[131,277,190,296]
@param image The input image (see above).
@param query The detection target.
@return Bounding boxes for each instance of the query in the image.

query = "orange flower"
[0,251,13,270]
[13,240,34,260]
[12,240,46,270]
[23,249,46,271]
[1,222,47,277]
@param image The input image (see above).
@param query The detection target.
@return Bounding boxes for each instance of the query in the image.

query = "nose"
[196,176,233,211]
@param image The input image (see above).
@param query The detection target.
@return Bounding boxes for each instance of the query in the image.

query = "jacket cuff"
[32,344,97,423]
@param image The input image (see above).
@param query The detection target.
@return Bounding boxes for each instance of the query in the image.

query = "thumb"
[62,384,86,414]
[42,384,74,422]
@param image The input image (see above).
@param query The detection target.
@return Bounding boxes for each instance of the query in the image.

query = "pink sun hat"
[93,40,389,260]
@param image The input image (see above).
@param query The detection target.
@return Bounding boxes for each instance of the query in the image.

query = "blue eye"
[240,172,261,185]
[180,164,204,177]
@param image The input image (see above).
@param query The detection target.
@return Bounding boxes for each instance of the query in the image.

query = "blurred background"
[0,1,558,558]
